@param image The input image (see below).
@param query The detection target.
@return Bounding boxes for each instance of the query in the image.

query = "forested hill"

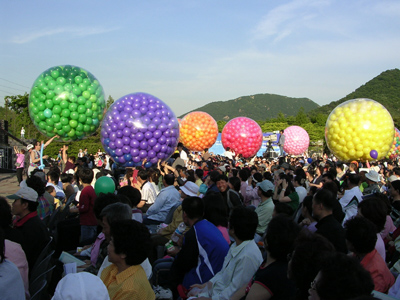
[180,93,319,121]
[309,68,400,118]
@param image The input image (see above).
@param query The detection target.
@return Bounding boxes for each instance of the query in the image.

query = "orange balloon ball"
[179,111,218,151]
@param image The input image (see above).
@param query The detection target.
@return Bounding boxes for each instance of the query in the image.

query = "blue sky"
[1,0,399,116]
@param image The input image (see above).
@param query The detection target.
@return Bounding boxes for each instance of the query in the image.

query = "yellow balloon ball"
[325,98,394,161]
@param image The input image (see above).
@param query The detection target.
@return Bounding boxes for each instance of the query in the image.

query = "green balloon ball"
[60,117,69,125]
[61,109,71,118]
[78,114,87,123]
[62,125,71,132]
[37,102,46,111]
[82,91,90,99]
[74,76,83,84]
[45,100,54,109]
[46,118,54,126]
[76,123,84,132]
[70,112,79,120]
[57,77,66,85]
[60,100,69,109]
[43,108,53,118]
[53,105,62,114]
[77,105,86,114]
[38,112,46,121]
[54,122,62,130]
[52,114,60,123]
[77,96,86,105]
[39,121,46,129]
[67,129,76,137]
[94,176,115,196]
[83,124,91,132]
[51,69,60,79]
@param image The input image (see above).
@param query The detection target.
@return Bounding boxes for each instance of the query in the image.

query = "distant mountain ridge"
[309,68,400,118]
[180,93,320,121]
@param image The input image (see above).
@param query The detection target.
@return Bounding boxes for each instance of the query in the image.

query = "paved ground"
[0,172,22,203]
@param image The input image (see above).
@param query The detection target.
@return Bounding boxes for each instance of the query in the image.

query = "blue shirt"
[146,185,180,222]
[0,260,25,300]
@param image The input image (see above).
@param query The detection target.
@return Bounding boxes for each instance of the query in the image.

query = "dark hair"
[289,232,336,300]
[163,174,175,186]
[265,214,300,261]
[20,199,39,212]
[273,202,294,216]
[316,253,374,300]
[117,186,142,207]
[209,170,220,183]
[79,168,94,184]
[148,168,160,185]
[195,169,204,179]
[47,170,60,184]
[203,193,228,227]
[302,195,313,216]
[26,175,45,196]
[117,194,133,208]
[60,173,73,183]
[348,174,361,186]
[0,227,4,263]
[0,197,12,229]
[345,217,377,254]
[100,202,132,224]
[229,207,258,241]
[252,172,263,184]
[228,177,241,193]
[321,181,338,196]
[358,197,386,232]
[322,172,335,182]
[110,220,151,266]
[45,186,55,194]
[313,189,336,211]
[137,169,149,181]
[215,174,228,183]
[93,193,120,220]
[239,169,250,181]
[182,197,204,220]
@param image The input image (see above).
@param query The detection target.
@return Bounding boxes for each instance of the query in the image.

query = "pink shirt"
[217,226,231,244]
[380,215,396,239]
[16,153,25,168]
[5,240,30,299]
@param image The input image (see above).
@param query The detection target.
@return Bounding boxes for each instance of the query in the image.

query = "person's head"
[163,173,175,186]
[60,173,73,184]
[195,168,204,180]
[256,180,274,198]
[47,170,60,185]
[251,172,263,186]
[357,197,386,232]
[45,185,56,197]
[293,175,306,187]
[26,174,46,196]
[273,202,294,217]
[182,197,204,225]
[312,189,335,220]
[321,172,335,184]
[280,130,284,134]
[288,232,335,299]
[215,174,229,193]
[0,197,12,229]
[347,173,361,187]
[228,176,241,193]
[310,253,374,300]
[79,168,94,184]
[93,193,120,220]
[117,186,142,207]
[345,217,377,255]
[137,169,148,183]
[68,156,76,164]
[8,186,39,217]
[100,202,132,241]
[180,181,200,198]
[229,207,258,242]
[203,193,228,228]
[108,219,151,266]
[265,214,300,261]
[238,169,250,182]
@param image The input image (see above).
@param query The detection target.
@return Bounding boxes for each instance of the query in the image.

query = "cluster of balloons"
[388,128,400,160]
[28,65,105,141]
[221,117,263,158]
[100,93,179,167]
[179,112,218,151]
[283,126,310,155]
[325,98,394,161]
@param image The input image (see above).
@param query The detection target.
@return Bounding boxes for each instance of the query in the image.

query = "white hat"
[26,144,34,150]
[180,181,200,197]
[7,186,38,202]
[365,170,380,183]
[52,272,109,300]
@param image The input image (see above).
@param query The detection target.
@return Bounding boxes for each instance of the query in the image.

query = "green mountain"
[309,68,400,118]
[180,93,319,121]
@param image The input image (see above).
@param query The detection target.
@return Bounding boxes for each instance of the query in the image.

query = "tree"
[106,95,115,109]
[295,107,310,125]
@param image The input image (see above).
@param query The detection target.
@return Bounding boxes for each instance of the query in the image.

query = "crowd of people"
[3,139,400,299]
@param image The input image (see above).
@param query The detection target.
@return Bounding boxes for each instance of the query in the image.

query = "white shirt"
[223,150,234,160]
[180,150,188,166]
[340,186,363,225]
[295,186,307,204]
[141,181,158,205]
[197,240,263,300]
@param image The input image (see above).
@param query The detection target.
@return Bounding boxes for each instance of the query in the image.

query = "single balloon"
[29,65,105,141]
[94,176,115,195]
[325,98,394,161]
[221,117,262,158]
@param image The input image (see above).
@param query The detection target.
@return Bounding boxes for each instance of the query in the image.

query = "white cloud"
[252,0,331,41]
[10,26,119,44]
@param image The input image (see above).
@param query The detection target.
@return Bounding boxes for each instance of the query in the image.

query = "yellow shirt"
[101,264,155,300]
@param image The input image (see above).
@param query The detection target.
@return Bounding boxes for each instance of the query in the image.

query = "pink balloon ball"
[282,126,310,155]
[221,117,263,158]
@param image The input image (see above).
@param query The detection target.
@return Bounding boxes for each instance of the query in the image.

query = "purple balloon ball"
[130,148,139,157]
[109,141,116,149]
[115,138,123,148]
[123,128,131,136]
[148,138,157,147]
[130,139,139,149]
[122,137,130,145]
[140,141,148,150]
[133,156,141,163]
[122,145,130,154]
[139,150,147,159]
[136,132,144,141]
[115,148,123,156]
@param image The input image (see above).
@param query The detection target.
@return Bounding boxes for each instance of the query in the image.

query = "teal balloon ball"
[29,65,105,141]
[94,176,115,196]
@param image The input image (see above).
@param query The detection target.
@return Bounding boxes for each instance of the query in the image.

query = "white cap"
[180,181,200,197]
